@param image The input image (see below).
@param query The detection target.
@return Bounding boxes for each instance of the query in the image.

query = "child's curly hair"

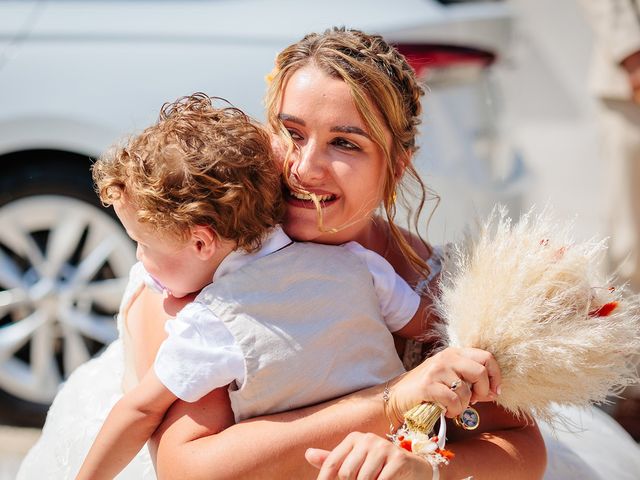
[92,93,284,252]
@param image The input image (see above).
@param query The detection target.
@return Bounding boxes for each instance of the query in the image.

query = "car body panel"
[0,0,523,410]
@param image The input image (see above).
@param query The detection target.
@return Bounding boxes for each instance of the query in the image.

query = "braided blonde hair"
[266,27,434,277]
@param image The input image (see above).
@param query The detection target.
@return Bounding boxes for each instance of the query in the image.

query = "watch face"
[455,407,480,430]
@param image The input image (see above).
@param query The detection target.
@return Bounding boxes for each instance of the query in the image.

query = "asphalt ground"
[0,426,40,479]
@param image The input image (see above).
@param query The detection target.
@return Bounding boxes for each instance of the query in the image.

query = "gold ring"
[450,379,462,391]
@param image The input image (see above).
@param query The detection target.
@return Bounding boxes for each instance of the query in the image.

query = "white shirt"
[153,226,420,402]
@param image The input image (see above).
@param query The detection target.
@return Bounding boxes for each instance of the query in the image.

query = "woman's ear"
[190,225,218,259]
[394,151,412,180]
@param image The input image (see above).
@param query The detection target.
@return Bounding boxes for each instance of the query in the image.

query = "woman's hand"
[305,432,432,480]
[388,347,501,424]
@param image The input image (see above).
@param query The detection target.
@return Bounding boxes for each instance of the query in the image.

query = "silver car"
[0,0,520,423]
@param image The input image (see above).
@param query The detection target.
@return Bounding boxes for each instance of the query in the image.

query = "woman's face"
[277,64,391,246]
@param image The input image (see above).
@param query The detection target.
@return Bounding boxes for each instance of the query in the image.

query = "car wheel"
[0,159,135,425]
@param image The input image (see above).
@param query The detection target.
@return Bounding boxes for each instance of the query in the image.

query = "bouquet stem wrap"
[404,403,444,435]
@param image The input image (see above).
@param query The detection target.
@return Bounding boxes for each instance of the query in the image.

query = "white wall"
[497,0,606,241]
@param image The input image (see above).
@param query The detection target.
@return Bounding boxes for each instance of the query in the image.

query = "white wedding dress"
[17,264,640,479]
[17,264,155,479]
[541,404,640,479]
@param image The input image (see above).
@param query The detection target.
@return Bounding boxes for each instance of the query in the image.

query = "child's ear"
[190,225,218,259]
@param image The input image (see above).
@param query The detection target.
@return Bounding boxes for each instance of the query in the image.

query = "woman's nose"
[291,142,326,183]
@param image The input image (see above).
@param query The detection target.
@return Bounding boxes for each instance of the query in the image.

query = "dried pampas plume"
[434,207,640,424]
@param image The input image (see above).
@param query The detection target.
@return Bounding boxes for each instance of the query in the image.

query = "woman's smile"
[284,185,338,209]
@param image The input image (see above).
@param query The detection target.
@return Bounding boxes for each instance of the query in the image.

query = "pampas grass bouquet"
[397,208,640,477]
[433,207,640,423]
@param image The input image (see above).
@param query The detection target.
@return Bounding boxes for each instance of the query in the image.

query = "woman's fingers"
[338,434,387,480]
[445,379,473,416]
[314,435,355,480]
[355,446,387,479]
[310,432,376,480]
[308,432,432,480]
[451,358,492,404]
[377,454,431,480]
[305,448,330,469]
[460,347,502,396]
[443,347,500,403]
[336,442,369,480]
[389,346,502,422]
[425,382,466,417]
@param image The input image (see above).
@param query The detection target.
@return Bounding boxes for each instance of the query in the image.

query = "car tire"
[0,155,135,426]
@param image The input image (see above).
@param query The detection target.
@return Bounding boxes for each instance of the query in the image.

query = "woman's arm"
[151,348,546,480]
[440,402,546,480]
[152,388,546,480]
[152,382,389,479]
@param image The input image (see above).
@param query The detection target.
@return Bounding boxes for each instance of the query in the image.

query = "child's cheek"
[270,133,288,171]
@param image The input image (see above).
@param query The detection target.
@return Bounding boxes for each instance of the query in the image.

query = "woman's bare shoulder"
[397,224,432,259]
[378,220,432,281]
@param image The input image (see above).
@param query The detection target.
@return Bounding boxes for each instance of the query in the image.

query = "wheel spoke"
[0,245,26,289]
[83,222,135,275]
[71,234,120,286]
[0,311,47,361]
[44,214,87,278]
[0,288,29,317]
[30,321,61,389]
[59,308,117,344]
[0,226,45,276]
[78,277,129,312]
[61,324,91,373]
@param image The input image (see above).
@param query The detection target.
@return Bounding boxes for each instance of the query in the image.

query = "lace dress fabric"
[16,265,155,479]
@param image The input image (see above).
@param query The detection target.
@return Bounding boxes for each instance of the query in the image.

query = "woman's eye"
[286,128,303,141]
[332,137,360,150]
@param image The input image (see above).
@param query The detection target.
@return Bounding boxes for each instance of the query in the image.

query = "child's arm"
[395,259,441,339]
[76,369,177,480]
[394,295,435,339]
[345,241,440,341]
[391,247,442,340]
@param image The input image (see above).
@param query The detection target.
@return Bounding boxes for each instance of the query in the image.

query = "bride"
[19,27,639,480]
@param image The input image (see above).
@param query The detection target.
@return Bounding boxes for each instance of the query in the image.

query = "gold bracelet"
[382,381,396,434]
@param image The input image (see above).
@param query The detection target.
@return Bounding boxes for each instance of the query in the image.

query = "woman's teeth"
[289,190,335,202]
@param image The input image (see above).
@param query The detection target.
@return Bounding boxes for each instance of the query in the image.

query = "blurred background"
[0,0,631,476]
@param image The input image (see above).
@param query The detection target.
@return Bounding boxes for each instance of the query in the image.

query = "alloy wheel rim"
[0,196,135,403]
